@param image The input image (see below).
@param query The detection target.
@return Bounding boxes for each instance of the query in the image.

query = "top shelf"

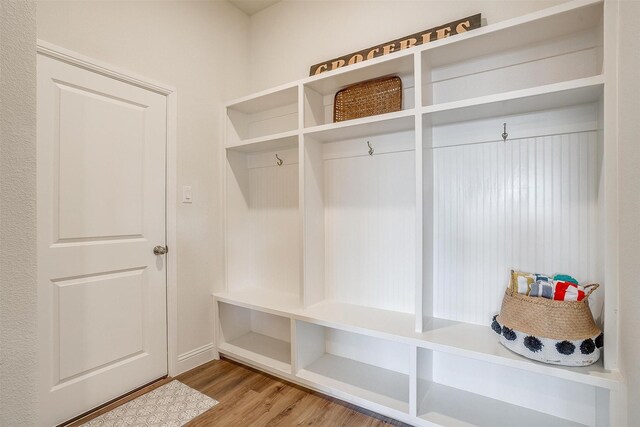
[226,83,298,114]
[422,0,602,68]
[227,0,603,112]
[226,0,603,143]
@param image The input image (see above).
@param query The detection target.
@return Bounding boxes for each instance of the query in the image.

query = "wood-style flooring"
[179,358,409,426]
[68,357,409,426]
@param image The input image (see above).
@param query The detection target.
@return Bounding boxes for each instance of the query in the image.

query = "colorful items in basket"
[494,269,602,366]
[510,270,586,301]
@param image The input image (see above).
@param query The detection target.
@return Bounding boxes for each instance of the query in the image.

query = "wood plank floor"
[178,357,410,426]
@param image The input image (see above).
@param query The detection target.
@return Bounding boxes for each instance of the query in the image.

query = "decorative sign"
[309,14,482,76]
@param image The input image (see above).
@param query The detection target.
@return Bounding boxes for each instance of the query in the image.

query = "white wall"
[248,0,566,91]
[0,1,38,424]
[37,0,250,372]
[617,0,640,424]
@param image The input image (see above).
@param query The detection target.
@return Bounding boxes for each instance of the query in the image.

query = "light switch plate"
[182,186,192,203]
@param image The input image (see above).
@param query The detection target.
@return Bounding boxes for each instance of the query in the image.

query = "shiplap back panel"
[428,132,600,324]
[324,150,415,313]
[227,147,299,295]
[246,162,300,295]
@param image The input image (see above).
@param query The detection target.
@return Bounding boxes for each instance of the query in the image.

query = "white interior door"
[37,53,168,426]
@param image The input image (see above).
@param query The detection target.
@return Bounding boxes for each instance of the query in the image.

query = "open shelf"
[417,318,621,390]
[298,301,620,390]
[295,321,410,414]
[219,332,291,373]
[303,109,415,143]
[218,302,292,374]
[421,0,603,107]
[226,83,299,145]
[215,287,301,316]
[298,354,410,414]
[417,347,602,426]
[297,300,416,343]
[225,130,298,152]
[422,75,604,126]
[214,292,620,390]
[302,52,415,127]
[422,0,602,69]
[418,381,586,427]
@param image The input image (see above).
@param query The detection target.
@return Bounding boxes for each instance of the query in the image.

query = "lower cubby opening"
[417,348,599,427]
[295,321,410,414]
[217,302,292,373]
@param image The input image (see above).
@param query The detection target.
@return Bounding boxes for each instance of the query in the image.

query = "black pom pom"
[502,327,517,341]
[524,336,543,353]
[580,339,595,355]
[556,340,575,355]
[595,333,604,348]
[491,320,502,335]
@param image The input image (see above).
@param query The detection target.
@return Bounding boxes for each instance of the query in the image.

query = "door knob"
[153,245,168,255]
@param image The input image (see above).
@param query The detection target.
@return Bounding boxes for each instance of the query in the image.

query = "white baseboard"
[176,343,217,375]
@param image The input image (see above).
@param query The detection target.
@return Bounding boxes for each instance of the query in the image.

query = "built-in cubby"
[303,52,415,128]
[216,1,622,425]
[225,140,301,305]
[420,93,605,327]
[217,302,292,373]
[226,84,299,147]
[416,348,606,426]
[302,125,416,312]
[421,0,603,107]
[295,321,411,414]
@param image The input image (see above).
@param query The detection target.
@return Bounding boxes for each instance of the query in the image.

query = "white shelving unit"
[217,302,292,374]
[217,1,622,425]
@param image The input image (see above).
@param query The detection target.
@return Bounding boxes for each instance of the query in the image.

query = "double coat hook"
[367,141,374,156]
[275,154,283,166]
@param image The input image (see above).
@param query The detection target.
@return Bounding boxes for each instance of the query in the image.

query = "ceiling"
[228,0,281,16]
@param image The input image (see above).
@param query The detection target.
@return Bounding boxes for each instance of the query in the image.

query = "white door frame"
[36,40,179,377]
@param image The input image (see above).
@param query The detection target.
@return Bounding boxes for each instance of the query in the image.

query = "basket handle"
[583,283,599,300]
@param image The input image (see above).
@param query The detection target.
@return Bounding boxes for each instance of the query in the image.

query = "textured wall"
[37,1,250,370]
[618,0,640,424]
[0,0,38,424]
[248,0,566,91]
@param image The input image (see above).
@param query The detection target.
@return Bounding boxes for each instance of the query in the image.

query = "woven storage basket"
[494,284,602,366]
[333,76,402,122]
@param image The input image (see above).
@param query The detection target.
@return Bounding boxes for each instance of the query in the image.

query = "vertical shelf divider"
[298,82,306,308]
[301,134,326,308]
[409,344,418,418]
[413,51,424,333]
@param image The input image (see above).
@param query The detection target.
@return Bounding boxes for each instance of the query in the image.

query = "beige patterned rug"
[81,380,218,427]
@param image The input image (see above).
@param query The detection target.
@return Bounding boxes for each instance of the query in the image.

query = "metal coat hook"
[276,154,283,166]
[367,141,374,156]
[502,123,509,142]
